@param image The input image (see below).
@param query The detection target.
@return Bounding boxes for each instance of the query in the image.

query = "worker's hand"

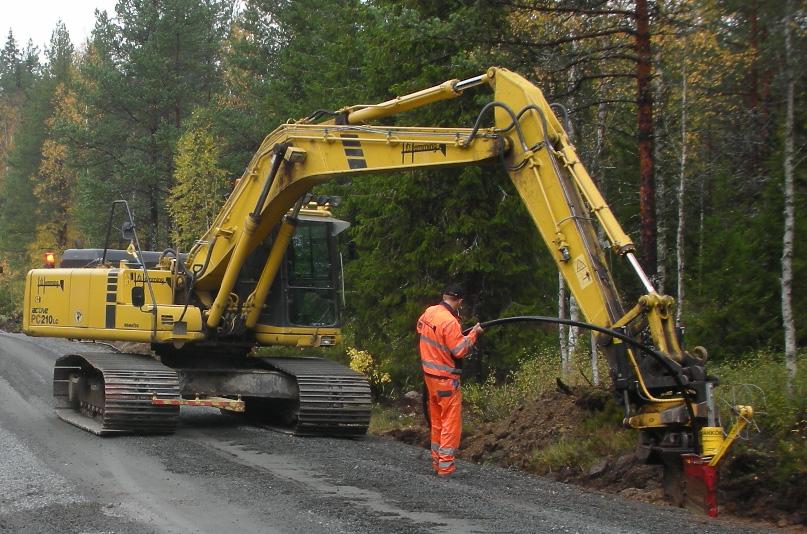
[472,323,484,335]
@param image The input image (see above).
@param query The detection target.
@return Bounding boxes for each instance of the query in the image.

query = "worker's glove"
[471,323,484,335]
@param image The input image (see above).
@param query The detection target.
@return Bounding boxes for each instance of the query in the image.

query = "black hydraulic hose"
[461,315,696,424]
[159,248,190,277]
[464,101,529,151]
[306,109,339,122]
[178,236,217,324]
[252,143,288,218]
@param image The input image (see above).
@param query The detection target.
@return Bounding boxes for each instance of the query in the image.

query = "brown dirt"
[380,387,805,531]
[460,390,667,502]
[0,311,22,332]
[110,341,153,355]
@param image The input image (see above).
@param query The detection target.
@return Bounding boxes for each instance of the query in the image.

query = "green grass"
[458,346,806,479]
[528,426,636,473]
[527,401,636,473]
[368,403,418,435]
[529,437,588,471]
[462,344,616,423]
[710,351,807,483]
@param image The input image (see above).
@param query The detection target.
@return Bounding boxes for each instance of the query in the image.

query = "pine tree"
[67,0,233,248]
[168,120,230,250]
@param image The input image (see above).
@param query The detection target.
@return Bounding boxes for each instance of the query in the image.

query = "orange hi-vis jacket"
[416,302,479,379]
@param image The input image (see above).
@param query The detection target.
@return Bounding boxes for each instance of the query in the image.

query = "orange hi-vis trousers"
[425,374,462,475]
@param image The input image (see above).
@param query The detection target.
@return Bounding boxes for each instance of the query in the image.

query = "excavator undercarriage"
[54,351,371,436]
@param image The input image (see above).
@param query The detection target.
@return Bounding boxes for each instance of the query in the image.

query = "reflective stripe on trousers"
[424,374,461,476]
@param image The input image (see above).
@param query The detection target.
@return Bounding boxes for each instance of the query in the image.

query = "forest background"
[0,0,805,517]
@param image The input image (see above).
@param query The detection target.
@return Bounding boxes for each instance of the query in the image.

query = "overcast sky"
[1,0,118,52]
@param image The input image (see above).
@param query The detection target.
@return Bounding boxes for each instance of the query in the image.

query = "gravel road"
[0,332,774,534]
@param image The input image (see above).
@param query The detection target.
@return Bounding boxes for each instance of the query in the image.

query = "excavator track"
[53,352,180,435]
[262,357,371,436]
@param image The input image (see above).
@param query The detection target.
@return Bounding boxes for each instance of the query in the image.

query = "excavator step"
[262,357,371,436]
[53,352,180,436]
[152,395,245,412]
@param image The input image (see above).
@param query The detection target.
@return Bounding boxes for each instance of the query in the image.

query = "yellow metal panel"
[487,68,624,326]
[118,267,175,305]
[25,269,72,329]
[67,271,90,327]
[24,265,202,343]
[24,325,206,344]
[627,412,666,428]
[253,325,342,347]
[189,126,502,292]
[22,271,31,332]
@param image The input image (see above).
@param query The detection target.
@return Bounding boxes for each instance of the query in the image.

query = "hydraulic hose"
[461,315,696,424]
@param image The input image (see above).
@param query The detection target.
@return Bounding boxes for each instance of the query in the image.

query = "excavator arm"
[191,69,633,329]
[192,67,687,402]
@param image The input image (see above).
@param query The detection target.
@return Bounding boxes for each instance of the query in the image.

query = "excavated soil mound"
[381,387,805,530]
[457,389,665,504]
[383,389,664,502]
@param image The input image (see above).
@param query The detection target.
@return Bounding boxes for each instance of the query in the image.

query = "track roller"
[53,352,180,435]
[259,357,372,436]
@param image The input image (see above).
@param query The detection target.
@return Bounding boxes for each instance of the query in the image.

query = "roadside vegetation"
[370,348,806,526]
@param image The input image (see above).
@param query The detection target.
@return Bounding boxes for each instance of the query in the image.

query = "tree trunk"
[559,272,569,377]
[636,0,656,275]
[782,0,797,392]
[676,47,688,328]
[594,97,607,179]
[568,295,580,379]
[655,65,667,294]
[698,152,705,295]
[559,44,580,380]
[590,332,600,386]
[590,88,607,387]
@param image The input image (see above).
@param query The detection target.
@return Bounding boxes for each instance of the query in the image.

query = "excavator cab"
[257,211,349,330]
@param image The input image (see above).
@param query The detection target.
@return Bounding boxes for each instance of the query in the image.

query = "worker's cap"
[442,284,465,299]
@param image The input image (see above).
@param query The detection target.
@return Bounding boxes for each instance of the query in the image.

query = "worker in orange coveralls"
[416,285,483,477]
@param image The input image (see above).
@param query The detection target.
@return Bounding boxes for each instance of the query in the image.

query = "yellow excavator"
[23,67,749,515]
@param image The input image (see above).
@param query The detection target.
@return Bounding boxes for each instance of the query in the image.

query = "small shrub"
[464,347,562,421]
[0,264,24,318]
[711,351,806,438]
[348,346,391,399]
[463,374,521,422]
[710,351,806,489]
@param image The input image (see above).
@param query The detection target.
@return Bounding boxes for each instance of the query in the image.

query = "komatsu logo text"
[129,272,172,287]
[401,142,447,163]
[36,277,64,292]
